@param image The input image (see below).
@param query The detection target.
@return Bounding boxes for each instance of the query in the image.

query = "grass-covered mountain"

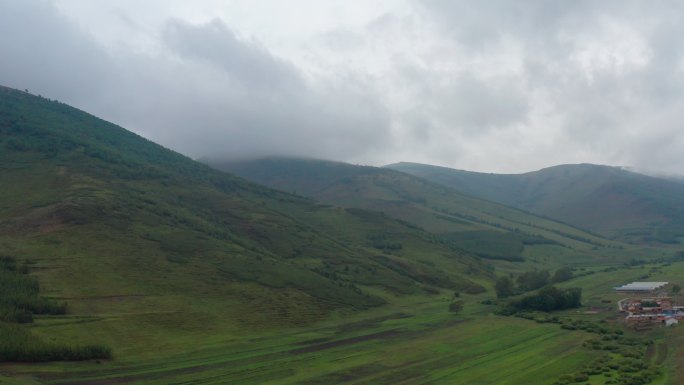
[209,157,632,268]
[0,85,493,358]
[387,162,684,243]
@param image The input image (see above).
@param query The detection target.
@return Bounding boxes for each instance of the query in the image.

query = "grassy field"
[1,294,601,385]
[3,259,684,384]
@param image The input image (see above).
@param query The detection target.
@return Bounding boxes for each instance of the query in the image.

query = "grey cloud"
[419,0,595,51]
[318,29,364,52]
[163,19,303,90]
[431,74,528,134]
[0,0,112,105]
[5,1,684,173]
[406,0,684,172]
[0,4,391,164]
[138,19,391,162]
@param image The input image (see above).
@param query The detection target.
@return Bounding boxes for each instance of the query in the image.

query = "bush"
[551,267,573,283]
[463,284,487,295]
[495,276,515,298]
[449,301,464,313]
[516,270,550,291]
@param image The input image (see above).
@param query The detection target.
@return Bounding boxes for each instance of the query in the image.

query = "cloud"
[0,2,391,163]
[408,0,684,172]
[142,18,391,161]
[162,19,303,90]
[3,1,684,173]
[0,0,112,104]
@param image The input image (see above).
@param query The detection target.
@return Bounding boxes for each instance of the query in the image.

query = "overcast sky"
[2,0,684,173]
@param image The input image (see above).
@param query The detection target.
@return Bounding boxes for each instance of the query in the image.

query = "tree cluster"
[495,267,574,298]
[510,286,582,312]
[0,255,111,362]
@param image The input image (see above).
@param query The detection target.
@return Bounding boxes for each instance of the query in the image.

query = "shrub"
[463,284,487,295]
[449,301,464,313]
[551,267,573,283]
[495,276,515,298]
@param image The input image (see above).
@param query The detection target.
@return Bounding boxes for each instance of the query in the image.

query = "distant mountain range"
[209,157,638,267]
[387,162,684,243]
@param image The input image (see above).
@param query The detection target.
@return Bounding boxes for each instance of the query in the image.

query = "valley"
[1,86,684,384]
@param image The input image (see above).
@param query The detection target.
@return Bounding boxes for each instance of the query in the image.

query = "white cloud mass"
[2,0,684,173]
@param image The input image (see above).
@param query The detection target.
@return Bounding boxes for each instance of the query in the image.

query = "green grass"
[10,259,684,385]
[0,256,110,362]
[2,297,601,385]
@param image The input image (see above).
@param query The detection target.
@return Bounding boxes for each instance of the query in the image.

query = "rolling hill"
[0,85,492,357]
[386,162,684,243]
[208,157,636,269]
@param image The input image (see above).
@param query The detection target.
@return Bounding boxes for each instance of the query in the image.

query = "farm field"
[4,260,684,385]
[2,298,598,385]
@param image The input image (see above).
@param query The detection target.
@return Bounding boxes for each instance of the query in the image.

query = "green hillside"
[0,86,493,360]
[388,162,684,243]
[209,157,638,271]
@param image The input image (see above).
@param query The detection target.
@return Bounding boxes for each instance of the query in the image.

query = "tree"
[672,284,681,305]
[516,270,550,291]
[449,300,464,313]
[495,276,515,298]
[551,267,573,283]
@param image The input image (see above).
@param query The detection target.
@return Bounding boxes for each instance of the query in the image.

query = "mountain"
[386,162,684,243]
[208,157,630,267]
[0,85,492,352]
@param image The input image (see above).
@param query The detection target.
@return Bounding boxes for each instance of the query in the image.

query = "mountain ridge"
[208,157,641,272]
[386,161,684,243]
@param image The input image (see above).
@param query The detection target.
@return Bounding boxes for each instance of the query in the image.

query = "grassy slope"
[5,301,601,385]
[387,162,684,243]
[209,157,656,273]
[0,86,493,360]
[11,259,684,385]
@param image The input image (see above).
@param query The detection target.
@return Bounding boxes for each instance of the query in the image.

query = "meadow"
[3,257,684,385]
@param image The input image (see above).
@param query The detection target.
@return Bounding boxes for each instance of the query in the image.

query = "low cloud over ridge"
[2,0,684,173]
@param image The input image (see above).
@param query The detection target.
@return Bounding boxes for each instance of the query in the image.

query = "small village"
[615,281,684,329]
